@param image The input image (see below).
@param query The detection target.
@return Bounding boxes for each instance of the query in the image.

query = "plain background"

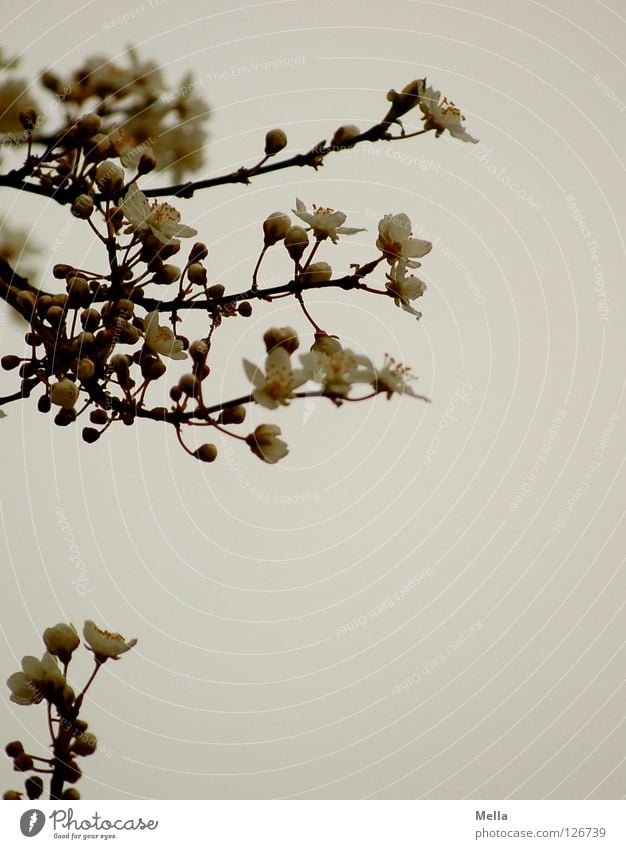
[0,0,624,799]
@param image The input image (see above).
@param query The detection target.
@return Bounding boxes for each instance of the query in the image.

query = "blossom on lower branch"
[246,424,289,464]
[243,346,309,409]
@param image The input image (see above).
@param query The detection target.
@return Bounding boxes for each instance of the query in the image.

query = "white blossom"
[247,424,289,464]
[143,311,188,360]
[243,347,309,409]
[83,620,137,660]
[386,261,427,317]
[300,349,374,397]
[376,213,432,267]
[419,85,478,143]
[120,183,197,245]
[292,198,365,243]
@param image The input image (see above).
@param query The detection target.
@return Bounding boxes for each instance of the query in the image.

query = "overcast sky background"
[0,0,624,799]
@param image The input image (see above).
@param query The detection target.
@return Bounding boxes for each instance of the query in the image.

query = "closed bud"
[189,242,208,263]
[82,427,100,443]
[71,732,97,756]
[25,776,44,800]
[189,341,209,365]
[43,623,80,663]
[330,124,360,147]
[106,205,124,232]
[207,284,225,298]
[263,326,299,354]
[284,226,309,262]
[264,128,287,155]
[263,211,291,246]
[62,789,81,800]
[312,332,343,355]
[137,152,157,174]
[5,741,24,758]
[77,357,95,381]
[300,261,332,284]
[13,753,33,772]
[153,264,181,285]
[54,408,77,427]
[77,112,102,136]
[90,409,108,425]
[16,291,36,316]
[187,263,207,286]
[95,161,124,196]
[194,443,218,462]
[45,305,64,326]
[178,373,200,397]
[53,264,74,279]
[50,378,79,409]
[25,332,42,346]
[237,301,252,317]
[220,405,246,425]
[37,394,51,414]
[384,79,424,123]
[170,385,183,402]
[1,355,21,370]
[2,791,22,800]
[142,358,167,380]
[71,194,94,219]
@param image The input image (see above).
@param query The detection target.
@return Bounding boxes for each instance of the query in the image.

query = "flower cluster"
[3,620,136,800]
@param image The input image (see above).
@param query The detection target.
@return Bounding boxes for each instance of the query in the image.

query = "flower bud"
[90,409,108,425]
[330,124,360,147]
[43,623,80,664]
[71,194,94,219]
[178,373,200,397]
[95,161,124,196]
[16,291,36,316]
[137,152,157,175]
[189,242,208,263]
[53,264,74,279]
[220,405,246,425]
[77,358,95,381]
[207,284,225,298]
[312,332,343,355]
[194,443,217,463]
[141,357,167,381]
[13,753,34,772]
[187,263,207,286]
[77,113,102,136]
[3,790,22,800]
[62,788,81,800]
[300,261,332,284]
[189,341,209,365]
[284,226,309,262]
[237,302,252,317]
[384,79,424,123]
[264,128,287,155]
[263,212,291,246]
[45,305,64,326]
[5,741,24,758]
[71,732,97,757]
[54,408,77,426]
[153,264,181,285]
[25,776,44,800]
[263,326,299,355]
[1,355,21,370]
[170,385,183,402]
[50,378,79,409]
[37,394,51,414]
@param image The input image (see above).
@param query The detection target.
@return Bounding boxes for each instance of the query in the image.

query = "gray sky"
[0,0,624,799]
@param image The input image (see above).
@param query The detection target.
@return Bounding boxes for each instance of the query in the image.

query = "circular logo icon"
[20,809,45,837]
